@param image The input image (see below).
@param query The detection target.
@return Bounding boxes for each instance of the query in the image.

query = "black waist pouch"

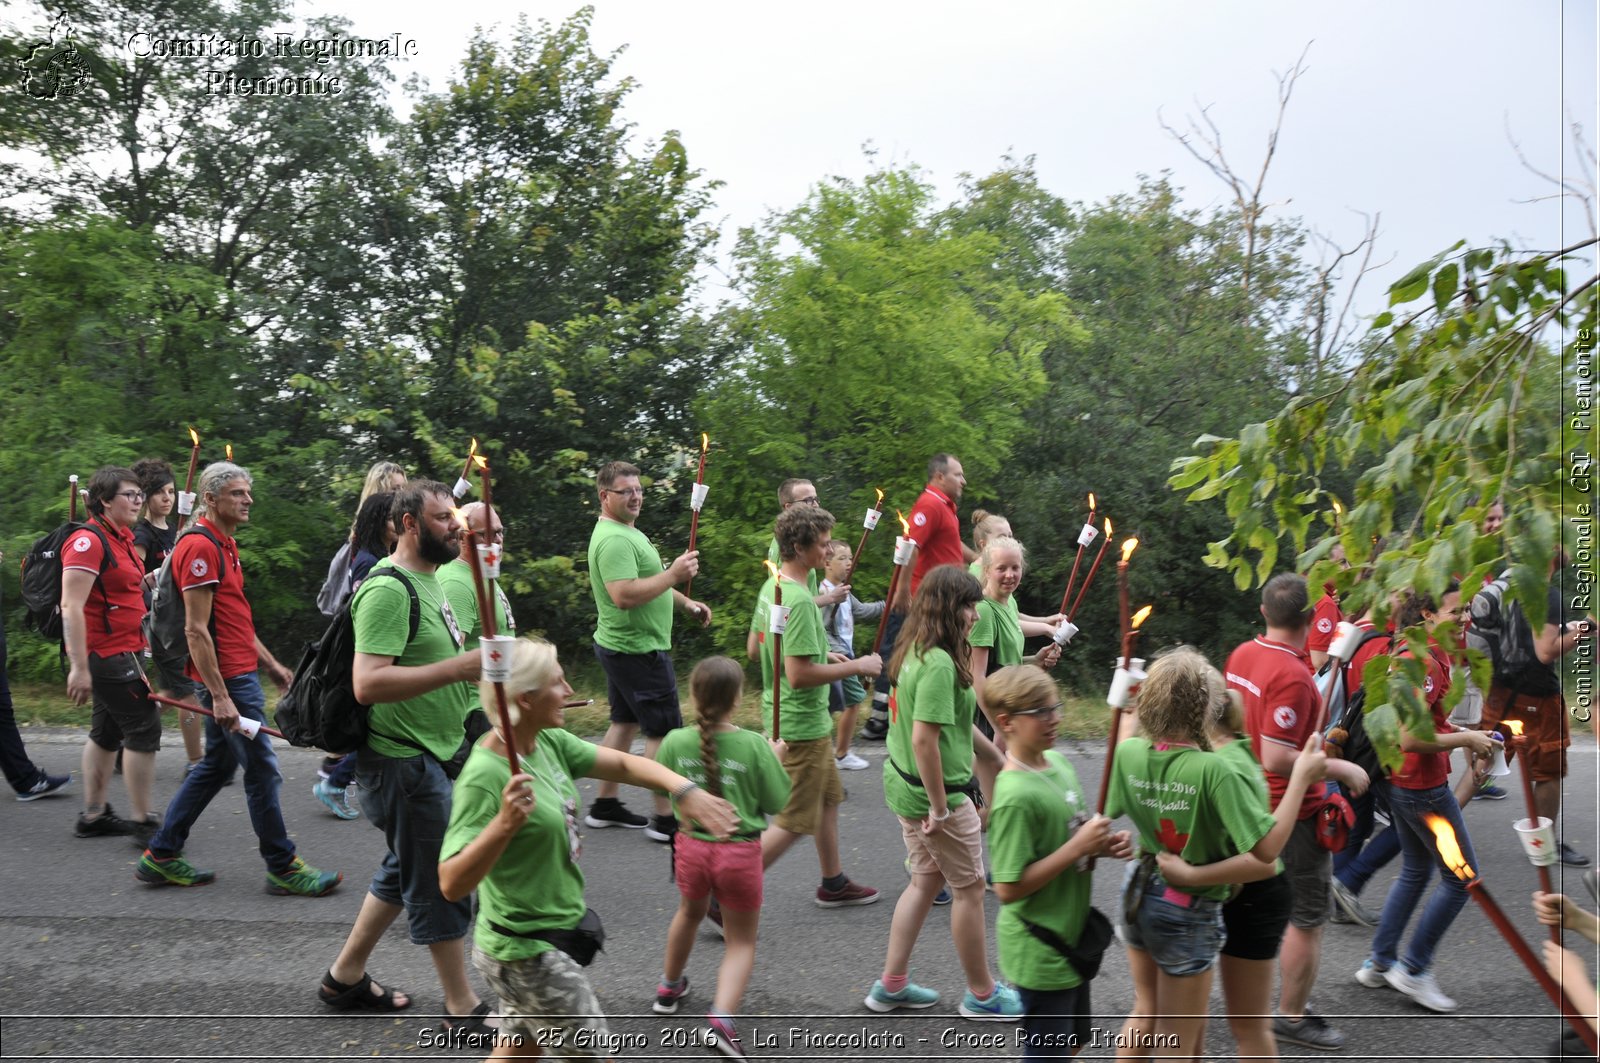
[488,907,606,966]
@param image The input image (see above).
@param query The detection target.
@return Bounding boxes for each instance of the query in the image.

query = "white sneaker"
[836,751,870,771]
[1354,960,1390,989]
[1384,966,1458,1013]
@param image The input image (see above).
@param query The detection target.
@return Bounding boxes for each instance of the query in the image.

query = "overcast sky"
[17,0,1599,315]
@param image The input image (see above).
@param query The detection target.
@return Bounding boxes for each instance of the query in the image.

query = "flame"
[450,506,469,530]
[1425,813,1475,881]
[1504,719,1523,737]
[874,486,884,507]
[473,454,488,471]
[468,437,478,456]
[763,559,780,580]
[1120,537,1139,563]
[1104,517,1113,536]
[897,510,910,536]
[1131,605,1153,629]
[225,444,233,462]
[701,433,709,453]
[188,427,200,447]
[1331,497,1344,515]
[1087,492,1096,512]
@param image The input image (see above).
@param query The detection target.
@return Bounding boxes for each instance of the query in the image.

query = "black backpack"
[274,567,418,754]
[19,521,115,640]
[1316,629,1390,780]
[143,525,227,664]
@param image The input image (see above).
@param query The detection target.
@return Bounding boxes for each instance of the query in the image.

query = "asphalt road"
[1,725,1595,1062]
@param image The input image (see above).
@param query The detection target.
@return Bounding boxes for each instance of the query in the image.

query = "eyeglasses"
[788,495,820,507]
[602,487,644,498]
[117,490,146,501]
[1008,703,1063,718]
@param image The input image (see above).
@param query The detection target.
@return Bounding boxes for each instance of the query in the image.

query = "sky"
[14,0,1600,316]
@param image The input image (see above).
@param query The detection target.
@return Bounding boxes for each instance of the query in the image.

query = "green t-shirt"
[991,750,1093,991]
[882,646,977,818]
[1106,737,1275,901]
[442,729,599,962]
[656,726,791,841]
[438,559,514,640]
[588,519,672,653]
[1215,737,1283,875]
[970,595,1024,668]
[751,574,831,741]
[352,559,473,761]
[968,559,983,580]
[764,537,820,596]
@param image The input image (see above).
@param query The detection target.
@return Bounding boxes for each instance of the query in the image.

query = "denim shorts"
[1120,872,1226,977]
[356,748,472,944]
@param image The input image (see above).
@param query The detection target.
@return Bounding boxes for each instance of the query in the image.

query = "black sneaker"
[1558,842,1592,867]
[129,814,160,849]
[646,814,677,843]
[75,804,135,838]
[859,716,889,741]
[583,797,647,829]
[16,773,70,802]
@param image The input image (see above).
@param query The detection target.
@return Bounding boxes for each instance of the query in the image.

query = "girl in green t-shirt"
[969,536,1066,750]
[654,656,790,1059]
[867,565,1022,1020]
[439,638,738,1060]
[987,665,1132,1058]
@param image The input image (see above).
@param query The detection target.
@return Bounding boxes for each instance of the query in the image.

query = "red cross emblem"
[1156,818,1191,854]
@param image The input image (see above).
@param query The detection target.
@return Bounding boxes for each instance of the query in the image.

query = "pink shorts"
[673,835,764,912]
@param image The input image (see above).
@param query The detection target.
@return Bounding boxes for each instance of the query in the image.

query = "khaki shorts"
[474,946,608,1059]
[899,800,985,889]
[773,737,845,836]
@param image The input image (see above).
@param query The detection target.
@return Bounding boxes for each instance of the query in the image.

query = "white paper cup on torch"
[477,543,503,580]
[1108,667,1135,707]
[236,716,262,739]
[452,476,472,499]
[176,491,196,516]
[1514,816,1559,867]
[863,508,882,530]
[690,482,709,512]
[768,605,790,635]
[1326,620,1362,662]
[1485,734,1510,777]
[1051,620,1080,647]
[893,536,914,565]
[481,636,516,683]
[1076,522,1098,548]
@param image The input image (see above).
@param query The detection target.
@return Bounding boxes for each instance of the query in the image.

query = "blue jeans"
[149,673,296,873]
[1016,983,1092,1059]
[1334,777,1401,894]
[1370,782,1477,975]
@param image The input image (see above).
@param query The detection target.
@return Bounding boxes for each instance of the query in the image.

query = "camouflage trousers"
[474,946,611,1059]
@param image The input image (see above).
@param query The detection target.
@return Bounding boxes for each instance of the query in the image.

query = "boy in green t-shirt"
[752,504,882,909]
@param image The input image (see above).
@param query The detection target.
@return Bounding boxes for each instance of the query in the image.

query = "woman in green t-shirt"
[866,565,1023,1020]
[987,665,1132,1058]
[969,536,1065,749]
[439,638,737,1060]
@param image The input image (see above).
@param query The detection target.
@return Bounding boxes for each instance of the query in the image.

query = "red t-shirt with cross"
[1225,636,1328,817]
[60,518,146,655]
[1391,645,1453,790]
[172,518,257,682]
[907,486,961,593]
[1305,589,1342,655]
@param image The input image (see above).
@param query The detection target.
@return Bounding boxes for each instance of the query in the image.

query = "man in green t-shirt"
[584,460,712,842]
[753,504,882,908]
[437,502,514,640]
[322,481,486,1027]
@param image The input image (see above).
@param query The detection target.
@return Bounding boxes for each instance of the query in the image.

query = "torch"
[764,560,786,741]
[1098,606,1151,816]
[68,474,79,522]
[1502,719,1560,939]
[454,439,478,499]
[178,427,201,527]
[846,487,885,583]
[1066,519,1115,623]
[871,512,913,657]
[147,691,285,741]
[455,507,520,775]
[686,434,709,598]
[1427,814,1597,1053]
[1058,493,1098,616]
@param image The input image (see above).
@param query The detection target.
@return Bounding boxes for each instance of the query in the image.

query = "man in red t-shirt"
[862,454,974,740]
[137,462,339,896]
[1305,543,1348,671]
[1225,573,1369,1051]
[62,466,159,843]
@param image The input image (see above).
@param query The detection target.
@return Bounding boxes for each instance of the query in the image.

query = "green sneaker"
[136,850,216,887]
[265,856,342,897]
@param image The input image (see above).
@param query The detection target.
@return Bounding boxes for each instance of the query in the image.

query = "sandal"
[440,999,495,1044]
[318,969,411,1012]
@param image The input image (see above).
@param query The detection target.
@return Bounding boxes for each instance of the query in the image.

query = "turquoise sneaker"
[265,856,342,897]
[958,982,1023,1021]
[864,978,940,1012]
